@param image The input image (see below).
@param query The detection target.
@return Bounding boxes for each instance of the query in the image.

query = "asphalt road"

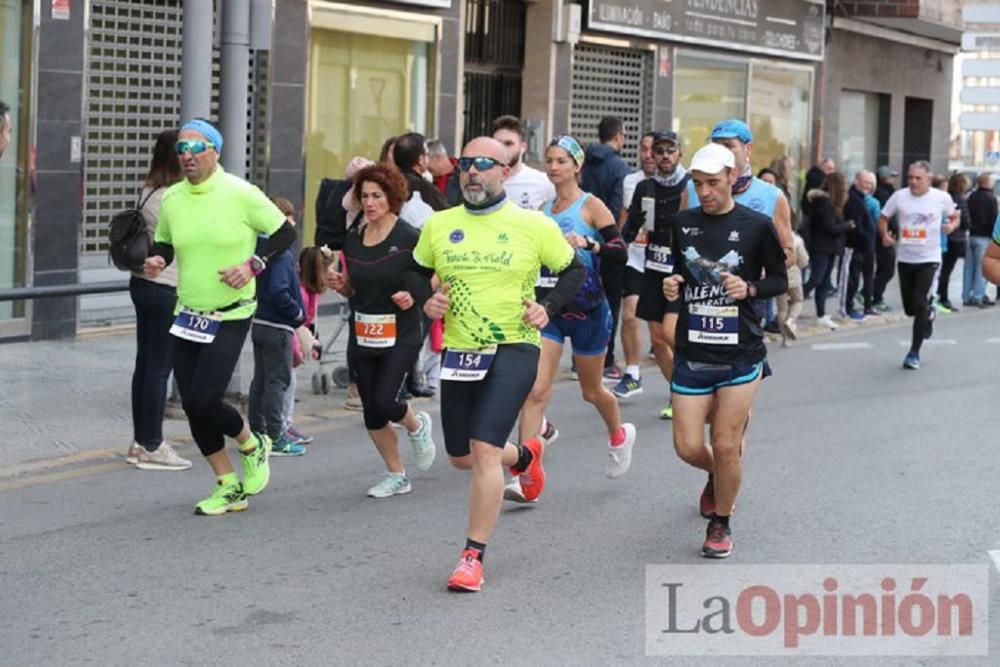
[3,309,1000,665]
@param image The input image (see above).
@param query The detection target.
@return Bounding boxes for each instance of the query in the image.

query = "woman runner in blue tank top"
[513,136,638,484]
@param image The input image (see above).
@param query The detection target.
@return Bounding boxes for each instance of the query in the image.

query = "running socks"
[465,539,487,562]
[218,472,239,486]
[610,426,627,447]
[512,443,534,472]
[239,432,263,454]
[712,513,730,529]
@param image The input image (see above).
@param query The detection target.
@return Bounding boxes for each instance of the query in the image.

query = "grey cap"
[876,165,898,179]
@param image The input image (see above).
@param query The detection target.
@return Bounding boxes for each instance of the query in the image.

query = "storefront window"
[0,0,29,324]
[673,53,747,158]
[749,62,812,204]
[304,28,434,242]
[839,90,882,181]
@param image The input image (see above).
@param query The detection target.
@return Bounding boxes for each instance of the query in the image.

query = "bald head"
[462,136,507,163]
[459,136,510,205]
[978,172,993,190]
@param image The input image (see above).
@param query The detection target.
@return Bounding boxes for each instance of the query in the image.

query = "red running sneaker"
[510,437,545,501]
[699,474,715,519]
[447,549,484,592]
[701,517,732,559]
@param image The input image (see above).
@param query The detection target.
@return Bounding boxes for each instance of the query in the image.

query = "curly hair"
[352,163,410,215]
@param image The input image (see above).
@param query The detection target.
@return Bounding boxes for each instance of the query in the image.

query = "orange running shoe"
[510,437,545,501]
[447,549,484,592]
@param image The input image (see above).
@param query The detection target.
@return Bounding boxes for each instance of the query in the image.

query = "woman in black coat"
[802,171,853,327]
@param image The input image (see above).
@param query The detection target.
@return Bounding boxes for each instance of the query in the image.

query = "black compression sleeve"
[751,227,788,299]
[406,259,436,308]
[260,221,296,262]
[622,191,644,243]
[150,242,174,266]
[597,224,627,265]
[539,255,586,315]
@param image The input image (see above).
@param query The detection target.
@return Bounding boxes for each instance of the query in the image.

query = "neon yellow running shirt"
[413,200,574,349]
[155,166,285,321]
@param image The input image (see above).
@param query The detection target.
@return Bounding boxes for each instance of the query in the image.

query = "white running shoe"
[135,442,193,471]
[408,411,436,471]
[539,417,559,448]
[367,472,412,498]
[816,315,839,330]
[606,423,637,479]
[503,477,537,503]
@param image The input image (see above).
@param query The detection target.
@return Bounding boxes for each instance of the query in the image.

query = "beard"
[461,180,502,205]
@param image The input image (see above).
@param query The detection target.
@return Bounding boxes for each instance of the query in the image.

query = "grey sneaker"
[408,411,436,471]
[136,442,193,471]
[366,472,412,498]
[606,423,637,479]
[126,442,143,465]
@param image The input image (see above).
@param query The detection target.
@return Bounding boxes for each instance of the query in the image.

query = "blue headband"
[551,135,585,166]
[180,118,223,153]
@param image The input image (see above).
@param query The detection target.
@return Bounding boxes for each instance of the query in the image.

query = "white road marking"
[898,339,958,346]
[810,342,874,351]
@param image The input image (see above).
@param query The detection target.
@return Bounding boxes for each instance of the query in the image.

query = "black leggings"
[898,262,938,355]
[350,342,420,430]
[937,243,965,303]
[173,318,251,457]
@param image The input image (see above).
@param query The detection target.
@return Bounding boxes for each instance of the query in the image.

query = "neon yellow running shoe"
[240,432,272,496]
[659,402,674,420]
[194,478,248,516]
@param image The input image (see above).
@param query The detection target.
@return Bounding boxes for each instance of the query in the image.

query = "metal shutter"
[82,0,268,256]
[569,43,653,168]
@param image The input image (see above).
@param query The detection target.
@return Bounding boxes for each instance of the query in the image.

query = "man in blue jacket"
[249,235,307,456]
[581,116,632,378]
[844,170,877,319]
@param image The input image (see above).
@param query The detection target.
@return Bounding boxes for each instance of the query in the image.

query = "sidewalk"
[0,267,957,472]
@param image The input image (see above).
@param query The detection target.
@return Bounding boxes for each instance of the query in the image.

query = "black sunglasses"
[457,156,502,172]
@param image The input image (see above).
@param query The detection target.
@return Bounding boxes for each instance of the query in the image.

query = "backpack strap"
[136,186,162,210]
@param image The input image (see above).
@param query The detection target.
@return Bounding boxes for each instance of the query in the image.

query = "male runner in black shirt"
[662,143,787,558]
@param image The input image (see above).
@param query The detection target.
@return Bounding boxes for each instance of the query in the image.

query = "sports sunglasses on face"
[457,156,502,172]
[175,140,216,155]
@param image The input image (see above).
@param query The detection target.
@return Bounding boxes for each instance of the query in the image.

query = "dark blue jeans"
[803,252,837,318]
[130,276,177,451]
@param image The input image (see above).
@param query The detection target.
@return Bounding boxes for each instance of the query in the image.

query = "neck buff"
[732,164,754,195]
[654,164,687,187]
[463,191,508,215]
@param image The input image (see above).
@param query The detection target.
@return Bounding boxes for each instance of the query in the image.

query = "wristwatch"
[247,255,266,276]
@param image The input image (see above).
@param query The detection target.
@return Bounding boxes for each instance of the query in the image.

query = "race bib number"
[645,243,674,273]
[536,268,558,288]
[688,303,738,345]
[355,312,397,348]
[440,346,497,381]
[170,309,222,344]
[900,224,928,245]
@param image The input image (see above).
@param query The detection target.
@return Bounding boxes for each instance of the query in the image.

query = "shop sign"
[586,0,825,61]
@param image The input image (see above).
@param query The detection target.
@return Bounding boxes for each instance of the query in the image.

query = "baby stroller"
[310,304,351,395]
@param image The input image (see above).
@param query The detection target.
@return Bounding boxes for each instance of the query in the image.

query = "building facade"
[1,0,965,341]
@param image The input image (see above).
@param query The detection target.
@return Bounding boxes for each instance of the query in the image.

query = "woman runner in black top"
[327,163,437,498]
[662,143,787,560]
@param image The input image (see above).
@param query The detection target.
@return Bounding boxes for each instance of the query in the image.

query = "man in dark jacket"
[873,165,899,310]
[580,116,632,377]
[964,172,997,307]
[844,171,877,318]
